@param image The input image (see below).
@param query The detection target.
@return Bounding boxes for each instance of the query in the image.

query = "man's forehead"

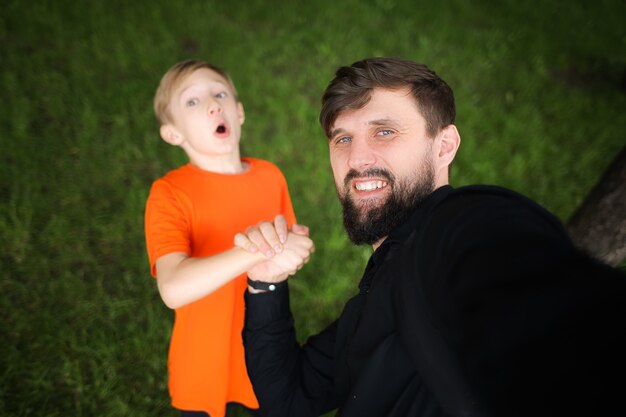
[346,87,413,112]
[331,90,417,126]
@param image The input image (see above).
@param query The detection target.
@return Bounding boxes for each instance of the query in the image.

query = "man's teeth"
[355,181,387,191]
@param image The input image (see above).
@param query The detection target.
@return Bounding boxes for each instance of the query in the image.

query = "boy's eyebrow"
[178,83,208,98]
[178,80,227,98]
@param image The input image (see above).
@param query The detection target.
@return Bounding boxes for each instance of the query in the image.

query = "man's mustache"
[343,168,395,188]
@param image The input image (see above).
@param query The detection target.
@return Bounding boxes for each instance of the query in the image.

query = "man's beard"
[338,159,436,246]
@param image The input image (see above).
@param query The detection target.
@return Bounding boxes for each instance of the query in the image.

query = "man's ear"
[160,124,183,146]
[436,124,461,169]
[237,102,245,126]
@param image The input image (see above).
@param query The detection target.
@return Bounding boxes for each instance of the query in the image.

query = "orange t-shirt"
[144,158,296,416]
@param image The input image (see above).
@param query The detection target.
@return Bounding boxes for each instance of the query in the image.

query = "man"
[236,57,626,417]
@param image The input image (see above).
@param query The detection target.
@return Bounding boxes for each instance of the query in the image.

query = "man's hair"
[153,59,238,124]
[320,57,455,138]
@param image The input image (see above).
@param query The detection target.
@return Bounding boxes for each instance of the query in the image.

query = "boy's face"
[160,68,245,162]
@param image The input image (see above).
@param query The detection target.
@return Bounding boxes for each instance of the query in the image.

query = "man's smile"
[354,180,388,191]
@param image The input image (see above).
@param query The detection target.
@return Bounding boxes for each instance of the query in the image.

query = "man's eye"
[377,129,394,136]
[335,136,351,144]
[186,98,200,107]
[215,92,227,99]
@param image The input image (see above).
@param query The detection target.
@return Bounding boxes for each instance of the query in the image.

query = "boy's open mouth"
[214,122,230,138]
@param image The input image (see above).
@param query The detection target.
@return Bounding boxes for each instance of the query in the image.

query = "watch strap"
[247,277,287,292]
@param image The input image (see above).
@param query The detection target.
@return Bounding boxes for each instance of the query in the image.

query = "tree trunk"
[567,146,626,267]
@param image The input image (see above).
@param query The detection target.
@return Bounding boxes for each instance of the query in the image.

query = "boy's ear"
[160,124,183,146]
[237,102,245,126]
[436,124,461,168]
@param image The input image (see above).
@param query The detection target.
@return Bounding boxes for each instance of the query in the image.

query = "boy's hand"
[235,214,308,258]
[247,231,315,283]
[234,216,314,289]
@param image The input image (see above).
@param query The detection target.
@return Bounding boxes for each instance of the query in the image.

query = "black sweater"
[243,185,626,417]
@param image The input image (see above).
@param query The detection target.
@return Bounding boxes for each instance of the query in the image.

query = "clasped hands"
[234,215,315,292]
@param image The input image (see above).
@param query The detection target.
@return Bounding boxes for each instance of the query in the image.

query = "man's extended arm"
[244,286,338,416]
[239,217,339,416]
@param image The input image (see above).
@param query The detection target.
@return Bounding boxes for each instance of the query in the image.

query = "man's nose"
[347,138,376,170]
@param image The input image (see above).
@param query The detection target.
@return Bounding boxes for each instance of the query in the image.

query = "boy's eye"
[186,98,200,107]
[215,91,227,99]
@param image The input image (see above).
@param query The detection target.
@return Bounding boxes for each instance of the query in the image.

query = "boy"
[144,60,314,417]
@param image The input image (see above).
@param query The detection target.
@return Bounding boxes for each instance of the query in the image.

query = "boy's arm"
[156,218,314,309]
[155,247,268,309]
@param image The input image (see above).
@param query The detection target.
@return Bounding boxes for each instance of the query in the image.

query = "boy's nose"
[208,101,222,115]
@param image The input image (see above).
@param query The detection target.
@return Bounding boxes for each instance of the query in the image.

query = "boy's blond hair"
[153,60,239,124]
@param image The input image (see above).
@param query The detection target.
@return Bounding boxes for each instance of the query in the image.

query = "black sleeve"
[396,193,626,416]
[243,283,339,417]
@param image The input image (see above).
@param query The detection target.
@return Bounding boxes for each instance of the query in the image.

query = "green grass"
[1,0,625,415]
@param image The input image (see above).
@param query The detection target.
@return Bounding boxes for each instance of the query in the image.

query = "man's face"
[328,88,437,246]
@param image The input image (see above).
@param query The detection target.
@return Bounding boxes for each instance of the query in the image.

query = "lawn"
[1,0,625,415]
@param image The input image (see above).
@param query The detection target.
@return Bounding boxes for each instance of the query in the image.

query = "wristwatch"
[247,277,287,292]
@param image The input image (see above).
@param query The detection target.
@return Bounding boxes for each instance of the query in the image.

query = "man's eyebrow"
[329,127,346,139]
[329,118,399,140]
[369,118,398,127]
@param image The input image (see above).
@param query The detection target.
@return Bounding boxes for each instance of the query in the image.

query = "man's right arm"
[239,217,338,416]
[244,284,339,417]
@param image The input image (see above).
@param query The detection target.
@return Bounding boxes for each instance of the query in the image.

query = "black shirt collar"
[358,185,454,293]
[373,185,454,260]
